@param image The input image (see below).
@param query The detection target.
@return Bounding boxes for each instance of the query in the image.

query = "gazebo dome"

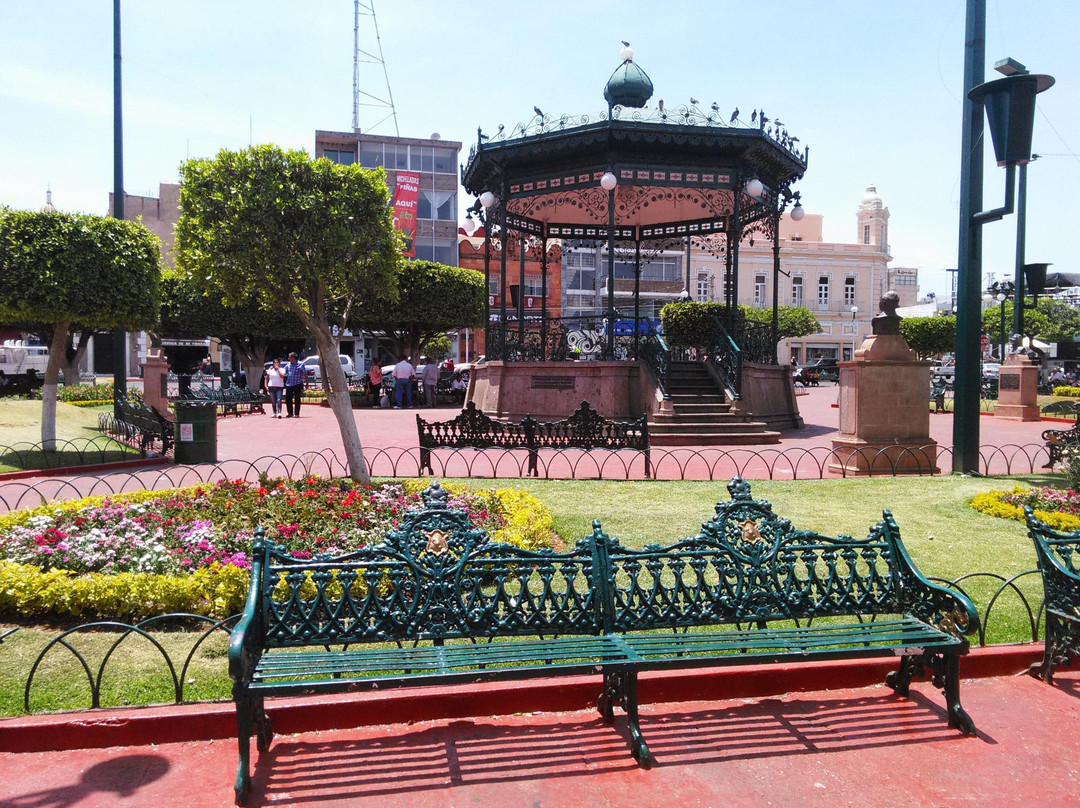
[603,55,654,109]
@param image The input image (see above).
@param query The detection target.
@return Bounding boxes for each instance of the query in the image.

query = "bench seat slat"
[616,618,960,662]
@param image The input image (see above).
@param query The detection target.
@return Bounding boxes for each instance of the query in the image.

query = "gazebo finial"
[604,44,653,110]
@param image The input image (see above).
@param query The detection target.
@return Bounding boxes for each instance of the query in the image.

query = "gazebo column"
[540,232,549,360]
[498,183,509,359]
[771,206,782,362]
[633,238,642,359]
[518,234,526,344]
[605,181,616,360]
[729,187,741,309]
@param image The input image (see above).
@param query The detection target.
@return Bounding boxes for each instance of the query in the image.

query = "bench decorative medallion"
[228,478,977,804]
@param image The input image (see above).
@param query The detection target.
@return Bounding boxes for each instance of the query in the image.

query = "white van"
[300,354,356,381]
[0,341,49,375]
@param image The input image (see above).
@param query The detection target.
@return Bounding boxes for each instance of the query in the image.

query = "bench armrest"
[228,528,267,686]
[1025,507,1080,611]
[881,511,979,638]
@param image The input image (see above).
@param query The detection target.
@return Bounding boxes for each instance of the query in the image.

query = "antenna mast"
[352,0,399,136]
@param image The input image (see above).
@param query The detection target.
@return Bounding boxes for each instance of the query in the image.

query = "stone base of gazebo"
[467,360,650,421]
[466,360,804,438]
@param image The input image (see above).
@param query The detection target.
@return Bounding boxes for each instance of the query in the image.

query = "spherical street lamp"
[744,177,764,198]
[479,191,496,209]
[600,171,618,191]
[790,201,805,221]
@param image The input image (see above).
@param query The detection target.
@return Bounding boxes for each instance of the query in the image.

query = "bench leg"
[1029,610,1078,684]
[234,693,254,805]
[598,669,617,724]
[885,655,919,696]
[619,669,653,766]
[940,653,976,735]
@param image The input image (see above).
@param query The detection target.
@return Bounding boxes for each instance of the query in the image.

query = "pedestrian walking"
[368,363,383,405]
[393,356,415,409]
[265,358,286,418]
[283,352,306,417]
[421,358,439,408]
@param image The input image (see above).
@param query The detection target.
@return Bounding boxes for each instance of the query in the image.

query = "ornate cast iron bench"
[228,478,977,805]
[1025,508,1080,683]
[99,394,173,455]
[417,400,650,478]
[1041,423,1080,469]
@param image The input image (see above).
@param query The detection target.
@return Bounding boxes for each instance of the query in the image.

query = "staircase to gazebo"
[648,361,781,446]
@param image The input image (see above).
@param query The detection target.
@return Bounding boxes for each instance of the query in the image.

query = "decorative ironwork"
[417,401,650,478]
[1024,507,1080,683]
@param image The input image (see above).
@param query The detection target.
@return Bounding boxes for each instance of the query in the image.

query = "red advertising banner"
[392,172,420,257]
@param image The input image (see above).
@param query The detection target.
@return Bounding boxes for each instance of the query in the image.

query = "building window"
[357,143,457,174]
[696,274,711,302]
[863,224,871,245]
[818,276,830,308]
[844,277,856,307]
[322,148,355,165]
[791,276,804,307]
[488,277,499,295]
[524,276,544,297]
[417,190,457,221]
[754,275,766,307]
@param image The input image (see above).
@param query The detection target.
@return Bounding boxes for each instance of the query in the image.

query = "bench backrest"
[1025,507,1080,606]
[254,482,601,648]
[597,478,949,631]
[527,401,647,450]
[417,401,530,450]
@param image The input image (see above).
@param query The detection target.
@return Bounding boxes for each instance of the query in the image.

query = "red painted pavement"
[1,659,1078,807]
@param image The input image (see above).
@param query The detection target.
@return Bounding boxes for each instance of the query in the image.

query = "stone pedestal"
[140,351,173,419]
[994,352,1041,421]
[830,333,938,476]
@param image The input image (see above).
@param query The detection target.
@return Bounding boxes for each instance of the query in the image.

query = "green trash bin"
[174,400,218,464]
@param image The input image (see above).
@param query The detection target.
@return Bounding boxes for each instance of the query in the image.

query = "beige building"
[690,184,919,363]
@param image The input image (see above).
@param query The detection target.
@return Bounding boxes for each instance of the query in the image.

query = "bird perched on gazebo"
[729,107,739,124]
[534,106,543,118]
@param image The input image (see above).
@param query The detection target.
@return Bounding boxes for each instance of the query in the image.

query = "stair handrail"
[638,329,671,401]
[704,314,742,400]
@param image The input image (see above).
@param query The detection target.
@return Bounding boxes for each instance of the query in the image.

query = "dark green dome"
[604,57,654,109]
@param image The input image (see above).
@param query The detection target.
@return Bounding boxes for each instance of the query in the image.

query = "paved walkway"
[1,664,1077,807]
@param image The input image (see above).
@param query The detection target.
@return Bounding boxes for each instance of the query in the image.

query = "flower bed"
[970,485,1080,532]
[0,478,556,621]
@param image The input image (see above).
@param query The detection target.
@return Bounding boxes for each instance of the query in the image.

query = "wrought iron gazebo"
[460,48,808,421]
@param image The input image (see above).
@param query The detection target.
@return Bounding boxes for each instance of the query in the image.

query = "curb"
[0,643,1044,754]
[0,457,172,482]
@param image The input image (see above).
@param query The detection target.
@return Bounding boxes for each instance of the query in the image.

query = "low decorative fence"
[0,442,1056,513]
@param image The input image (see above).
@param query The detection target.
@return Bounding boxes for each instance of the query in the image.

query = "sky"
[1,1,1078,302]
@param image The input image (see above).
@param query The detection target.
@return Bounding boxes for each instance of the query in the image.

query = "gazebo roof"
[462,56,808,240]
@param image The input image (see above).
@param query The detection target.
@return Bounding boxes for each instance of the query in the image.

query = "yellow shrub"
[970,489,1080,532]
[0,560,250,621]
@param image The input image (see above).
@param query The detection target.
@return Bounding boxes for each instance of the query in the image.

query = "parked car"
[931,360,956,382]
[799,357,839,372]
[982,362,1002,379]
[301,354,356,381]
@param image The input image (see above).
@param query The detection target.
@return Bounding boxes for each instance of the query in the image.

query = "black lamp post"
[112,0,127,417]
[952,0,1054,473]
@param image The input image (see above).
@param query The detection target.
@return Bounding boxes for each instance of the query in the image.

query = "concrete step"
[649,420,774,435]
[650,430,782,446]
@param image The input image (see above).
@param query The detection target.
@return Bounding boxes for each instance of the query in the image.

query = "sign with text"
[392,172,420,257]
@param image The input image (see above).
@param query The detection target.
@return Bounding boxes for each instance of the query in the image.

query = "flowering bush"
[57,383,115,403]
[0,478,556,577]
[970,485,1080,532]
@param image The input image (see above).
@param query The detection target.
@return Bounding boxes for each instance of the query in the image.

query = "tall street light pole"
[952,0,987,474]
[112,0,127,417]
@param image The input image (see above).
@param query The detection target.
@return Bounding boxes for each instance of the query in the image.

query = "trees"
[980,302,1050,349]
[175,145,399,483]
[351,259,485,363]
[740,305,822,340]
[159,269,308,390]
[899,316,956,359]
[0,209,160,449]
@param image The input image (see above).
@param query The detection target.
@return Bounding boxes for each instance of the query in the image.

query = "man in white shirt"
[393,357,415,409]
[420,358,439,408]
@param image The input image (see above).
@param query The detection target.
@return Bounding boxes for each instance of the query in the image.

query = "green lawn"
[0,473,1061,716]
[0,400,137,472]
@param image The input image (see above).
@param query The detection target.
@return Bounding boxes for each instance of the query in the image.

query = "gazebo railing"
[486,314,662,363]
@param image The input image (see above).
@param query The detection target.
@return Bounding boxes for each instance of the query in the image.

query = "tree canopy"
[0,208,160,448]
[898,315,956,358]
[741,305,822,340]
[175,145,400,482]
[351,259,485,362]
[159,268,308,387]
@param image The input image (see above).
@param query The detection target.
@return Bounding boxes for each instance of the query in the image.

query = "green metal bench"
[417,400,650,478]
[98,393,173,455]
[1025,508,1080,683]
[228,478,977,804]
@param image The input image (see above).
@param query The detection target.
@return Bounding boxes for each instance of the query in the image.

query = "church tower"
[856,183,889,253]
